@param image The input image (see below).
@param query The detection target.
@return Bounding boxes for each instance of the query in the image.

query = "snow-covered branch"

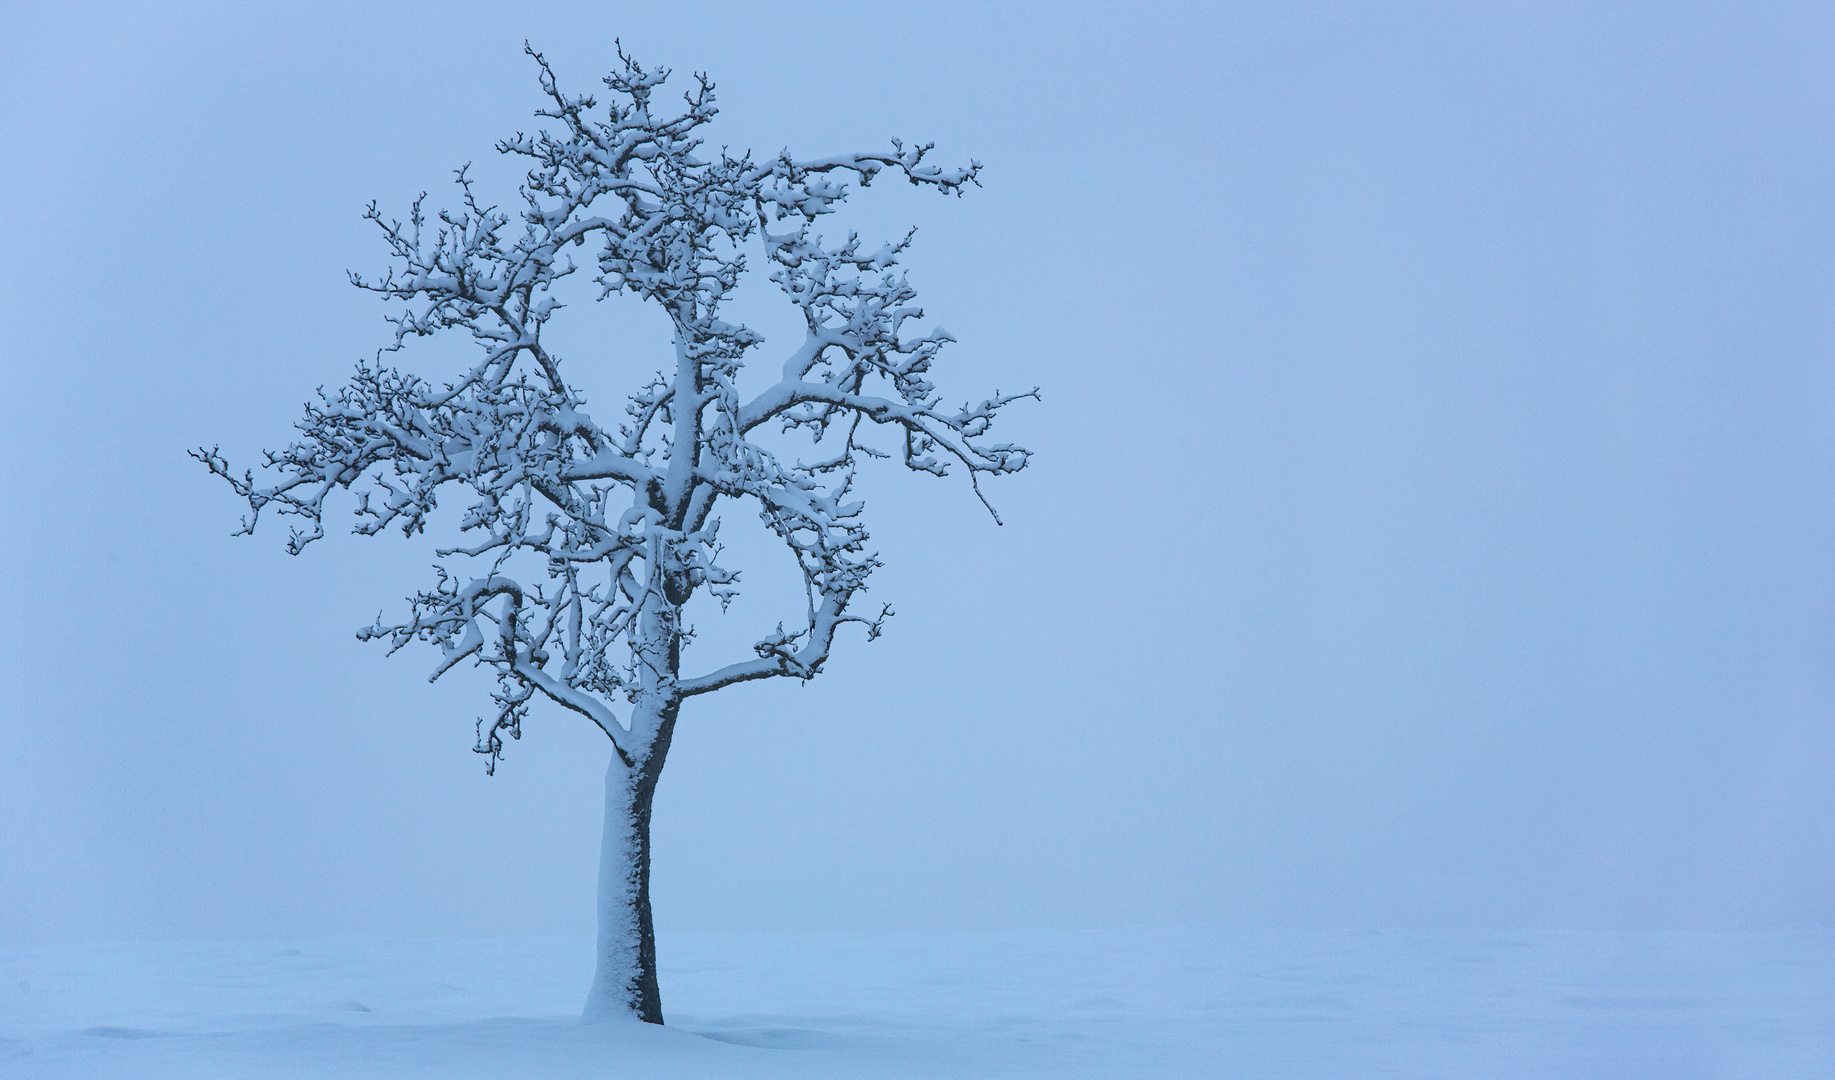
[198,45,1031,773]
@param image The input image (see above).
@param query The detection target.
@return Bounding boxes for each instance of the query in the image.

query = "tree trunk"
[581,702,677,1025]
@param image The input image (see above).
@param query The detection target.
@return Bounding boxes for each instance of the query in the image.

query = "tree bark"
[581,700,678,1025]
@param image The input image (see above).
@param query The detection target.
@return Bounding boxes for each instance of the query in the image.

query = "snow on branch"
[196,45,1032,770]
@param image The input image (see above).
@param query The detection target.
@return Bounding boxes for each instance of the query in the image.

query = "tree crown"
[197,45,1034,769]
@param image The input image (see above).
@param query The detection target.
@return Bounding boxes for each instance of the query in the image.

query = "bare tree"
[195,46,1032,1025]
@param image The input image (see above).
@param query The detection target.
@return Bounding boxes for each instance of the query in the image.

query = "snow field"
[2,927,1829,1078]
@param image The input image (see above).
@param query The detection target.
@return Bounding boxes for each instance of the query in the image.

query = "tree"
[194,46,1033,1025]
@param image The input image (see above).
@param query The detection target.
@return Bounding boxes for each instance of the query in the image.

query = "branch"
[678,596,890,698]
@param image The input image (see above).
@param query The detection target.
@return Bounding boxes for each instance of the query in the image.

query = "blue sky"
[3,1,1832,943]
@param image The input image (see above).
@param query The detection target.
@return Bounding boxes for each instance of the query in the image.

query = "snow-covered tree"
[195,46,1032,1025]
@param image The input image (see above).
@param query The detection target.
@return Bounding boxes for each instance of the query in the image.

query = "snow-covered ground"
[1,927,1828,1078]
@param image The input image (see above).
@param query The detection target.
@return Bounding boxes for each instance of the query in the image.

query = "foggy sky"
[3,0,1832,945]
